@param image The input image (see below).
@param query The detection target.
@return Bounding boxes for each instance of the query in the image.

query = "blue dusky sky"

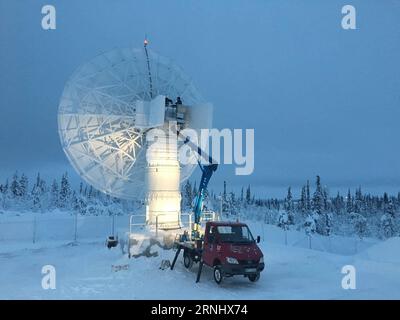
[0,0,399,198]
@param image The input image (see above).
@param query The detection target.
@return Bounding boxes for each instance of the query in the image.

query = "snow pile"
[361,237,400,264]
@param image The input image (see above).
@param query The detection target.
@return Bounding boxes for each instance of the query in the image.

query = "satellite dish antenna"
[58,45,213,229]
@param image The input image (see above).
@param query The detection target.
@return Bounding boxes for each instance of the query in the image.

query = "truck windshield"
[216,225,255,243]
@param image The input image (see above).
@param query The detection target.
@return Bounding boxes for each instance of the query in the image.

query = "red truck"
[171,221,265,284]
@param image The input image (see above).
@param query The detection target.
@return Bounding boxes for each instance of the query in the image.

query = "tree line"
[1,171,399,239]
[0,171,137,215]
[183,175,399,239]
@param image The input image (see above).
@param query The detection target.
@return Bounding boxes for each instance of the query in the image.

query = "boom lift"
[171,133,264,285]
[170,134,218,282]
[178,134,218,240]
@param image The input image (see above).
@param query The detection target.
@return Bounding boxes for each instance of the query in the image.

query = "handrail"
[129,214,147,234]
[129,210,219,236]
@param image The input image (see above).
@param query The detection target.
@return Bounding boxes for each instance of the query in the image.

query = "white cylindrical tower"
[145,124,181,229]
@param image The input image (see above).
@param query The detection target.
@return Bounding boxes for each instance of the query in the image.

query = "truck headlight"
[226,257,239,264]
[259,257,264,264]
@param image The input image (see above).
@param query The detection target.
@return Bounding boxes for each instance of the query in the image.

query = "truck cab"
[173,221,265,284]
[201,221,264,284]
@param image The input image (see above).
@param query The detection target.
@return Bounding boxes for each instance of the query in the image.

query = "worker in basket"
[165,96,173,106]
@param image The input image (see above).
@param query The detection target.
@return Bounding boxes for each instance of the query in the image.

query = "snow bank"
[361,237,400,264]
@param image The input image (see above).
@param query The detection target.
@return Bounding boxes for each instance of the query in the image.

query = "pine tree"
[380,213,395,239]
[383,192,389,213]
[323,212,333,236]
[50,179,59,208]
[39,177,47,195]
[380,197,396,239]
[59,172,71,208]
[386,198,395,217]
[2,179,8,195]
[277,210,289,231]
[306,180,311,211]
[284,187,294,224]
[346,189,353,213]
[19,174,28,199]
[351,212,367,239]
[312,176,327,235]
[0,179,9,209]
[0,179,7,194]
[299,185,306,215]
[312,176,324,215]
[323,187,329,212]
[278,206,291,245]
[304,213,316,236]
[246,185,251,204]
[227,191,239,216]
[333,192,339,214]
[10,171,20,198]
[71,191,78,211]
[74,190,87,215]
[354,187,363,213]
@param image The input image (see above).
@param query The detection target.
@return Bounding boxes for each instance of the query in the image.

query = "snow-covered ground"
[0,213,399,299]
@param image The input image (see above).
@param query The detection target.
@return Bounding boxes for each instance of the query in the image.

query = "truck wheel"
[183,253,193,269]
[248,273,260,282]
[213,266,223,285]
